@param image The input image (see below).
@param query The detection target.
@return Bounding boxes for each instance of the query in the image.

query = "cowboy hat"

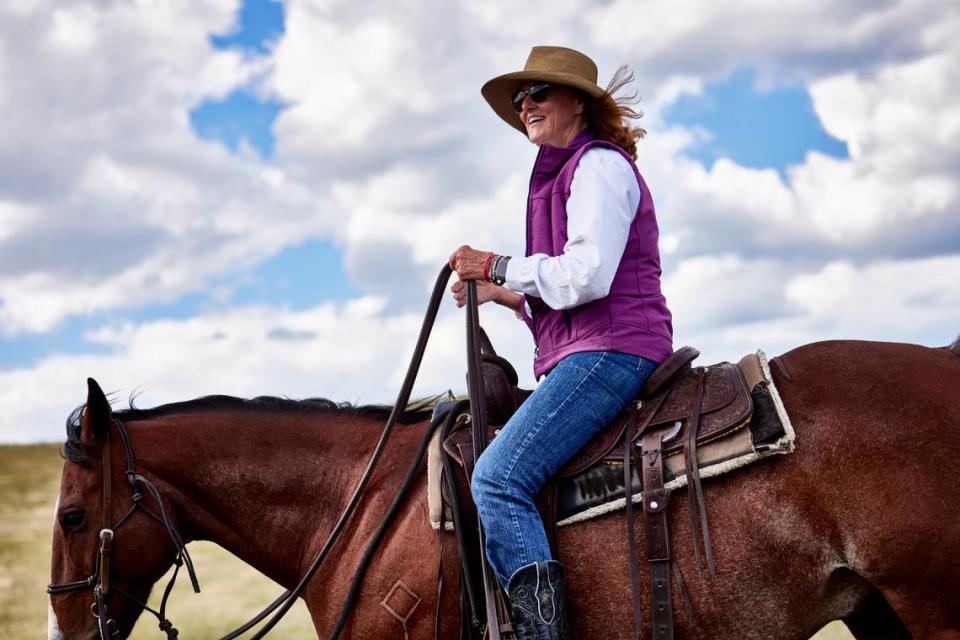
[481,46,607,135]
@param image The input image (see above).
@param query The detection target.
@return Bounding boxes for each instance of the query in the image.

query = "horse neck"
[126,410,376,588]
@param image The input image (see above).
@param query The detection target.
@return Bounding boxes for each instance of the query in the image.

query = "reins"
[225,263,462,639]
[51,264,503,639]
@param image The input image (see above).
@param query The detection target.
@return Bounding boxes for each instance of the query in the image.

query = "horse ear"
[80,378,112,444]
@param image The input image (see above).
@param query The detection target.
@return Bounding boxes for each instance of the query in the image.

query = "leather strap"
[622,409,643,637]
[232,265,460,640]
[683,368,715,576]
[641,430,672,640]
[623,391,670,639]
[440,413,484,628]
[99,430,113,597]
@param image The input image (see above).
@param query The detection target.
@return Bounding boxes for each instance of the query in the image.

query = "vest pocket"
[572,299,611,340]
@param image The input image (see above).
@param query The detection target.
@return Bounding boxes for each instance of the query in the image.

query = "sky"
[1,0,958,443]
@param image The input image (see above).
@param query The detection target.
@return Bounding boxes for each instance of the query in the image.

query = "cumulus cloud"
[586,0,943,83]
[664,254,960,366]
[7,250,956,443]
[0,1,327,334]
[2,0,959,442]
[0,297,537,443]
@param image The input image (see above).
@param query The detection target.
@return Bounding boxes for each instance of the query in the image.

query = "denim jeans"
[471,350,658,586]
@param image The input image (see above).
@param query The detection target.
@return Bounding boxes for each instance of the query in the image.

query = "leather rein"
[49,264,500,639]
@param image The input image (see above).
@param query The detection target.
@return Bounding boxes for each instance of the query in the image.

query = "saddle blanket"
[427,350,795,530]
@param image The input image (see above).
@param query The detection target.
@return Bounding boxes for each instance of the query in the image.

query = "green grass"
[1,444,852,639]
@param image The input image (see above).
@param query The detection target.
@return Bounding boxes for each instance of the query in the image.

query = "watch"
[492,255,510,286]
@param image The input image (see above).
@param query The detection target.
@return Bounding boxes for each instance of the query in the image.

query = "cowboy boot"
[506,560,570,640]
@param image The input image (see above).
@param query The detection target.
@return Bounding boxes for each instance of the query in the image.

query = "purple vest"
[519,129,673,378]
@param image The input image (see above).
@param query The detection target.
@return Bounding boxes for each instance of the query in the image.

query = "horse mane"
[63,394,437,466]
[951,335,960,357]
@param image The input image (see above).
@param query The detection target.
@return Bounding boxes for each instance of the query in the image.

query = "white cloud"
[2,0,959,442]
[0,297,538,443]
[669,254,960,365]
[0,1,326,334]
[586,0,944,82]
[662,254,793,332]
[5,251,956,443]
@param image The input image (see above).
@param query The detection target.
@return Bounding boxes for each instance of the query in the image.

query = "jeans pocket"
[637,357,658,383]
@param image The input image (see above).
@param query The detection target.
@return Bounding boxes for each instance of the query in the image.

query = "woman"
[448,46,673,639]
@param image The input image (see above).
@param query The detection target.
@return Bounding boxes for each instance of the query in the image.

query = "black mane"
[951,335,960,357]
[63,394,436,466]
[115,394,434,424]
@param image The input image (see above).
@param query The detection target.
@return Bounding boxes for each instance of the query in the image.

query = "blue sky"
[2,0,957,442]
[1,0,363,370]
[191,0,285,159]
[662,68,849,180]
[0,49,839,371]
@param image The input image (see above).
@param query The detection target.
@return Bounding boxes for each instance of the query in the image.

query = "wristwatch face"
[493,257,509,285]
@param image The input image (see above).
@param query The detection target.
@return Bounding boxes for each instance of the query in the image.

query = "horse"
[48,337,960,640]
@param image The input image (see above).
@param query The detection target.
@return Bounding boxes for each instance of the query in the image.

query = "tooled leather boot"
[506,560,570,640]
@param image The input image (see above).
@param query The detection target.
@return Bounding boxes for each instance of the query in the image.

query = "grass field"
[1,444,853,639]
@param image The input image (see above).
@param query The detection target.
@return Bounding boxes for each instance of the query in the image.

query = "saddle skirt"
[429,348,795,530]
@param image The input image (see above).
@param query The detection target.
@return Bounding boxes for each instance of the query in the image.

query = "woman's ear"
[573,92,586,116]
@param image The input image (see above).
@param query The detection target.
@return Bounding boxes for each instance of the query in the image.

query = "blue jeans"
[471,350,658,586]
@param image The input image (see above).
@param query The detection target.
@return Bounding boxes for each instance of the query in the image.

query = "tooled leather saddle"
[440,344,773,640]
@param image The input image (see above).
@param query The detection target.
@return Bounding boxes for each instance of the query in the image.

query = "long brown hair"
[583,65,646,160]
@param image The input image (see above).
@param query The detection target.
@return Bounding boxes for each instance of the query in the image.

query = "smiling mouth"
[527,115,545,127]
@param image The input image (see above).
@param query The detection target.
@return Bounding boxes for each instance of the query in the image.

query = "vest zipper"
[527,148,544,358]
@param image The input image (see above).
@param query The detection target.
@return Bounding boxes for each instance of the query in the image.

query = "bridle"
[47,416,200,639]
[48,265,500,639]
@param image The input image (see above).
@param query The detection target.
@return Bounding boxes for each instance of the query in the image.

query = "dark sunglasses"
[511,83,551,112]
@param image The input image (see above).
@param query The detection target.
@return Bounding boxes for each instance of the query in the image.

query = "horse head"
[48,378,189,640]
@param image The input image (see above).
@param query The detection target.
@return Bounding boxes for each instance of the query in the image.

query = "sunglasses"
[511,83,551,112]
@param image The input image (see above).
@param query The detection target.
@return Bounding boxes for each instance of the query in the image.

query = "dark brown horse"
[49,338,960,639]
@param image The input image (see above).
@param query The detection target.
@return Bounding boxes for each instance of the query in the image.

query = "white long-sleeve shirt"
[504,147,641,310]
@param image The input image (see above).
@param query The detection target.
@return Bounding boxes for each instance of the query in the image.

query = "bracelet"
[483,253,496,281]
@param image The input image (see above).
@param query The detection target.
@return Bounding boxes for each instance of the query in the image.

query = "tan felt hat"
[482,46,606,135]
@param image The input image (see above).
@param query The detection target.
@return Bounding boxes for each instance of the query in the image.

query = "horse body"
[49,339,960,639]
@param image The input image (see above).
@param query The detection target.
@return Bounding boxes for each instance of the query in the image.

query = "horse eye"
[59,510,87,532]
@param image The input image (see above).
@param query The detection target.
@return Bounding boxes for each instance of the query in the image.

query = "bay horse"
[49,338,960,639]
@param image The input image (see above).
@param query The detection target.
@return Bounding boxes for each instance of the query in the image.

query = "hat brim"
[482,71,607,136]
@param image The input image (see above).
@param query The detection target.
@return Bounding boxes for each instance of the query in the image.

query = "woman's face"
[517,83,586,148]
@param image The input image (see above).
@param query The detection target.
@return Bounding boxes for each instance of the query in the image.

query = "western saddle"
[438,343,777,639]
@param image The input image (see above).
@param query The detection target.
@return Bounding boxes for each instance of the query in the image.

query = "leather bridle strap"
[100,427,113,596]
[48,417,200,640]
[53,265,487,640]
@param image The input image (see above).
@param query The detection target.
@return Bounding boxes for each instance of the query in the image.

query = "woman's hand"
[450,279,502,308]
[449,244,494,281]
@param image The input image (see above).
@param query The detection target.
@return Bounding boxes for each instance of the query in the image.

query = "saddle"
[438,346,789,639]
